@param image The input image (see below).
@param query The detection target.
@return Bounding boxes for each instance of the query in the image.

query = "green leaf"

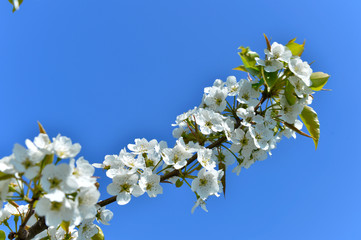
[175,179,183,188]
[0,230,5,240]
[264,71,279,88]
[60,221,70,232]
[310,72,330,91]
[0,172,14,181]
[91,226,104,240]
[300,106,320,149]
[286,38,305,56]
[233,65,247,72]
[235,46,261,77]
[238,47,259,66]
[41,154,54,168]
[285,80,297,105]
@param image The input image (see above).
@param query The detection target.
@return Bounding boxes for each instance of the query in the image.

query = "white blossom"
[52,134,81,159]
[255,57,283,72]
[78,219,98,240]
[203,86,228,112]
[35,192,75,227]
[195,108,224,135]
[191,168,221,200]
[237,79,260,106]
[226,76,241,96]
[41,163,78,194]
[139,169,163,198]
[197,148,216,170]
[289,57,312,86]
[106,171,144,205]
[265,42,292,63]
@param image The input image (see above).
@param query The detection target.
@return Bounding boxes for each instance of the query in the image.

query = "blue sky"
[0,0,361,239]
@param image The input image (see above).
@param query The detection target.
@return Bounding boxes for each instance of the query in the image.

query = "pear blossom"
[33,133,53,154]
[70,157,96,188]
[41,163,78,194]
[288,75,313,98]
[289,57,312,86]
[279,96,304,124]
[139,169,163,197]
[77,186,100,220]
[255,57,283,72]
[237,79,260,106]
[96,206,113,225]
[162,138,193,169]
[35,192,75,227]
[265,42,292,63]
[191,168,221,200]
[236,106,263,127]
[203,86,228,112]
[12,143,42,180]
[52,134,81,159]
[106,171,144,205]
[78,219,98,240]
[127,138,158,154]
[195,108,224,135]
[197,148,216,170]
[226,76,241,96]
[93,154,123,170]
[249,124,273,151]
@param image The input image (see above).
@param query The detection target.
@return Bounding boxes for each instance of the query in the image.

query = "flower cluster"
[0,36,328,239]
[95,37,328,214]
[0,132,113,239]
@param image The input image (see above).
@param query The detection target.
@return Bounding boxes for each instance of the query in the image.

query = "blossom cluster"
[0,133,113,239]
[0,37,328,239]
[95,38,326,214]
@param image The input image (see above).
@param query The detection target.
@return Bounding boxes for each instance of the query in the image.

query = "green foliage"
[234,46,260,76]
[92,226,105,240]
[0,172,13,181]
[263,69,279,89]
[0,230,5,240]
[300,106,320,149]
[310,72,330,91]
[176,179,184,187]
[286,38,305,56]
[285,80,297,105]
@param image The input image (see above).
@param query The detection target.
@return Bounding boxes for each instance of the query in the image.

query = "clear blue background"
[0,0,360,239]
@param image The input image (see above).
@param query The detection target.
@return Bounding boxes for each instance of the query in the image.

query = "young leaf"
[37,121,47,134]
[175,179,183,188]
[236,46,261,77]
[233,65,247,72]
[310,72,330,91]
[300,106,320,149]
[286,38,305,56]
[264,71,278,88]
[263,33,271,50]
[0,230,5,240]
[0,172,14,181]
[285,80,297,105]
[92,226,105,240]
